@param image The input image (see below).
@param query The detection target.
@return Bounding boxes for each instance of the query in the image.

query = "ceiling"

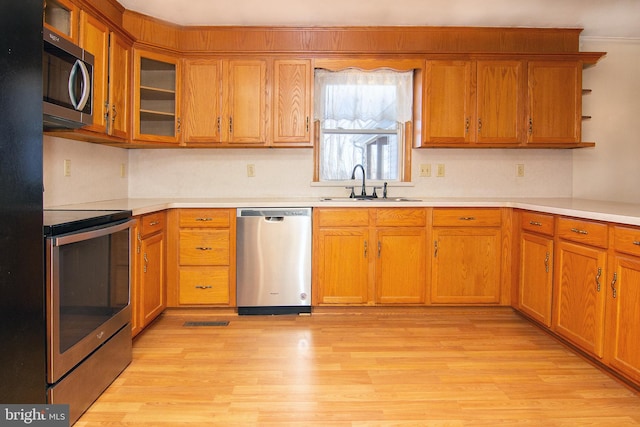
[117,0,640,39]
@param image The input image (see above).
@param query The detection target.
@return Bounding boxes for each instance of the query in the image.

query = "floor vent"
[183,321,230,327]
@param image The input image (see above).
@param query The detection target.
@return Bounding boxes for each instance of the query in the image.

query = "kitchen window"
[314,69,413,182]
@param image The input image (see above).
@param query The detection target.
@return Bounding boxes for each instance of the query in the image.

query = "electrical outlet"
[436,163,445,177]
[63,159,71,177]
[517,164,525,177]
[120,163,126,178]
[419,164,431,177]
[247,164,255,177]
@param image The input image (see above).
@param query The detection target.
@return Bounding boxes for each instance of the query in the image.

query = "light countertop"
[46,197,640,227]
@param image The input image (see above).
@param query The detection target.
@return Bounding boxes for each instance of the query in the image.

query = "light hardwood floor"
[76,307,640,426]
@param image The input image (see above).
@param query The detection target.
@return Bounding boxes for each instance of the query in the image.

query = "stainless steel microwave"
[43,28,94,129]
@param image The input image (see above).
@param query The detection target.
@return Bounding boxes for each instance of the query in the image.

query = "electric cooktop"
[44,209,132,236]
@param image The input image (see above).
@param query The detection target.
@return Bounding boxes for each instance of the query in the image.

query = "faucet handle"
[345,186,356,198]
[372,186,382,198]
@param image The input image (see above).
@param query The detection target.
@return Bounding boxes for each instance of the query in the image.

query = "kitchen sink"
[320,197,422,202]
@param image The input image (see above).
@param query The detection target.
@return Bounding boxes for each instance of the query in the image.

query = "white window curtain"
[314,69,413,180]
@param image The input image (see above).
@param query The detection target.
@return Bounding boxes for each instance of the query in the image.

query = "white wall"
[574,38,640,203]
[43,135,128,207]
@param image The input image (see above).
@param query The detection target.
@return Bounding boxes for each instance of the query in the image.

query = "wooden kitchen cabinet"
[420,60,524,146]
[133,49,181,143]
[604,226,640,383]
[313,207,427,305]
[527,61,581,144]
[166,209,235,306]
[272,59,312,146]
[132,211,166,336]
[552,216,608,357]
[80,11,131,140]
[43,0,78,42]
[431,208,503,304]
[182,59,222,143]
[517,211,555,327]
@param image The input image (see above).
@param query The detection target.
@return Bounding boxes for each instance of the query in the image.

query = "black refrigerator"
[0,0,46,403]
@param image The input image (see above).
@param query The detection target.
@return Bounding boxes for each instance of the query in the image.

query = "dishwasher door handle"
[264,216,284,222]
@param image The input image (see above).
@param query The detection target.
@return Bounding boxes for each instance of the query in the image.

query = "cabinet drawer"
[140,211,165,236]
[376,208,426,227]
[613,226,640,257]
[521,211,555,236]
[556,216,608,248]
[179,209,230,228]
[432,208,501,227]
[316,208,370,227]
[179,267,230,304]
[179,230,230,265]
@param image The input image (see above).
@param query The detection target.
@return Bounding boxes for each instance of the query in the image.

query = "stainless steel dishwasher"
[236,207,312,315]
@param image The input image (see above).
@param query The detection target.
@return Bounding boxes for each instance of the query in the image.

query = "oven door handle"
[51,219,135,246]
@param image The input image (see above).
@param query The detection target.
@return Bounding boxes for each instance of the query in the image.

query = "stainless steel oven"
[44,209,134,424]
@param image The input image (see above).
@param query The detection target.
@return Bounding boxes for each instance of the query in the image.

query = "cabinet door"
[431,227,501,304]
[79,11,109,134]
[140,231,165,326]
[423,60,474,144]
[605,254,640,383]
[476,60,523,144]
[527,61,581,144]
[133,50,181,143]
[376,227,426,304]
[518,232,554,326]
[315,228,369,304]
[108,32,130,139]
[273,59,312,146]
[183,59,222,143]
[553,240,607,357]
[223,60,267,144]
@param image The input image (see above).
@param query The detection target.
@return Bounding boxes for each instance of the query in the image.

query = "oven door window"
[57,228,129,352]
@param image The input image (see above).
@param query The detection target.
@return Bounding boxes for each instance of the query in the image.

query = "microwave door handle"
[68,59,90,111]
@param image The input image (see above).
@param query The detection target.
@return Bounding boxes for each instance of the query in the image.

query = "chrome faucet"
[350,164,367,198]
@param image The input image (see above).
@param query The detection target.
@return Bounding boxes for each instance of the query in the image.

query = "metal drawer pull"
[529,221,542,226]
[148,220,160,226]
[434,241,438,257]
[195,217,213,221]
[633,241,640,246]
[363,240,368,258]
[459,217,476,221]
[611,272,618,299]
[570,227,588,235]
[544,252,550,273]
[195,285,213,289]
[596,267,602,292]
[195,246,213,251]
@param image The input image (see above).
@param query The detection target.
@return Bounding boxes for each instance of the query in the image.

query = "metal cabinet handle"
[229,117,233,134]
[306,116,310,133]
[434,241,438,258]
[363,240,368,258]
[195,285,213,289]
[149,221,160,226]
[217,117,221,134]
[143,253,148,273]
[112,103,117,123]
[633,241,640,246]
[195,246,212,251]
[177,117,181,133]
[529,118,533,134]
[459,217,475,221]
[529,221,542,226]
[611,272,618,298]
[377,241,381,258]
[195,217,213,222]
[465,118,470,134]
[571,227,588,235]
[596,267,602,292]
[137,232,142,254]
[477,118,482,133]
[544,251,550,273]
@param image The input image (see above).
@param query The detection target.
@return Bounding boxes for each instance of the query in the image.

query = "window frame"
[312,59,422,183]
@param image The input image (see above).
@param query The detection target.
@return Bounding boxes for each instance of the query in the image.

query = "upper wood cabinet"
[133,49,181,144]
[43,0,78,42]
[182,59,222,143]
[272,59,312,146]
[78,11,131,140]
[527,61,581,144]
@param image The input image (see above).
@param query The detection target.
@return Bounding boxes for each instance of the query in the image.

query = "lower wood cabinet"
[313,207,427,305]
[166,208,236,306]
[131,211,166,337]
[552,217,608,358]
[430,208,503,304]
